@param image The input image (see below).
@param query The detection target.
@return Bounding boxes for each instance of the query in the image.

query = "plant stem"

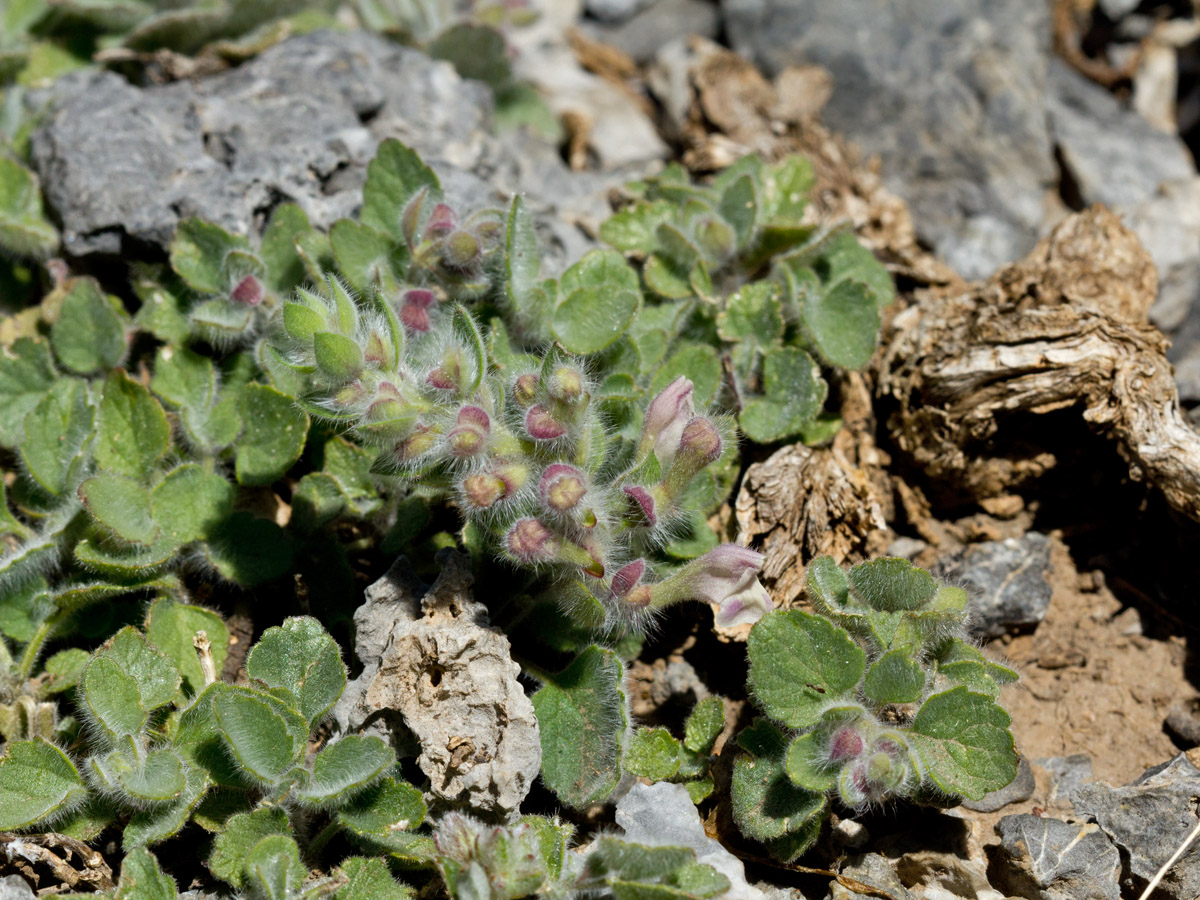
[17,611,64,683]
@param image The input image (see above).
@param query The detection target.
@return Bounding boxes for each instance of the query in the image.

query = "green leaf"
[338,775,427,837]
[718,174,758,248]
[94,370,170,480]
[800,278,880,369]
[96,627,182,712]
[747,609,865,729]
[117,748,187,804]
[314,330,366,382]
[552,250,642,354]
[170,218,251,294]
[717,281,782,347]
[683,696,725,755]
[649,343,721,407]
[74,537,175,580]
[737,347,824,444]
[848,557,936,612]
[51,278,126,374]
[82,655,147,741]
[145,597,228,699]
[189,298,252,338]
[202,512,295,586]
[0,157,58,258]
[246,616,346,728]
[599,200,673,253]
[908,687,1018,800]
[115,847,178,900]
[624,727,681,781]
[428,22,513,90]
[213,688,307,784]
[78,474,159,545]
[0,337,56,448]
[531,645,628,808]
[209,806,292,890]
[21,376,94,497]
[282,300,327,344]
[361,140,441,241]
[260,203,312,294]
[0,576,50,643]
[0,738,88,830]
[783,732,836,792]
[730,719,826,859]
[42,648,91,696]
[336,857,414,900]
[246,834,306,900]
[298,735,394,805]
[763,156,813,222]
[452,304,487,397]
[171,683,243,789]
[151,464,235,545]
[505,194,541,323]
[234,383,309,486]
[132,274,191,345]
[863,648,926,704]
[330,218,407,294]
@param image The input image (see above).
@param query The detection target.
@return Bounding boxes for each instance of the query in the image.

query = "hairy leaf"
[747,610,865,729]
[0,738,88,830]
[245,616,346,727]
[909,687,1018,800]
[532,645,627,808]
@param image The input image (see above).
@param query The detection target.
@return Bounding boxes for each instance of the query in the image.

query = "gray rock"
[585,0,656,22]
[617,782,764,900]
[1098,0,1141,19]
[720,0,1056,280]
[1073,754,1200,900]
[31,31,491,256]
[1036,754,1096,808]
[825,854,912,900]
[963,756,1036,812]
[932,532,1053,639]
[333,552,541,817]
[1122,179,1200,333]
[579,0,719,64]
[29,29,615,267]
[1165,698,1200,748]
[0,876,35,900]
[1047,59,1195,210]
[993,815,1122,900]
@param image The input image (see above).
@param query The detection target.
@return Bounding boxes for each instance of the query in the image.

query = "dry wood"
[878,205,1200,522]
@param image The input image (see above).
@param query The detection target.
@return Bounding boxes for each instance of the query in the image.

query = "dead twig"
[1,831,115,893]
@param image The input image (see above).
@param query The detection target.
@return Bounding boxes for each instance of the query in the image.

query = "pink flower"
[673,545,772,627]
[639,376,694,466]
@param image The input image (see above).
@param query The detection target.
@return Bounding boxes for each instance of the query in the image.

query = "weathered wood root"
[878,205,1200,522]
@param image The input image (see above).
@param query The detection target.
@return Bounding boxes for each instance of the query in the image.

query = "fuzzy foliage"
[732,556,1020,860]
[599,158,894,444]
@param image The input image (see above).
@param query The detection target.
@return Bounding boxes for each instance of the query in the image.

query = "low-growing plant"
[599,158,895,444]
[623,695,725,803]
[730,556,1019,860]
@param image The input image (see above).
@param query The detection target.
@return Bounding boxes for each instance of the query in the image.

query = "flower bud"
[664,416,722,497]
[447,405,490,458]
[506,518,557,563]
[395,424,438,463]
[609,559,646,599]
[363,329,396,368]
[513,374,539,407]
[400,288,436,333]
[828,726,864,762]
[547,366,585,403]
[622,485,659,527]
[539,463,587,513]
[230,274,264,306]
[639,376,694,465]
[425,202,457,239]
[494,462,530,494]
[427,351,463,392]
[442,230,481,270]
[401,187,429,248]
[525,405,566,441]
[462,473,507,509]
